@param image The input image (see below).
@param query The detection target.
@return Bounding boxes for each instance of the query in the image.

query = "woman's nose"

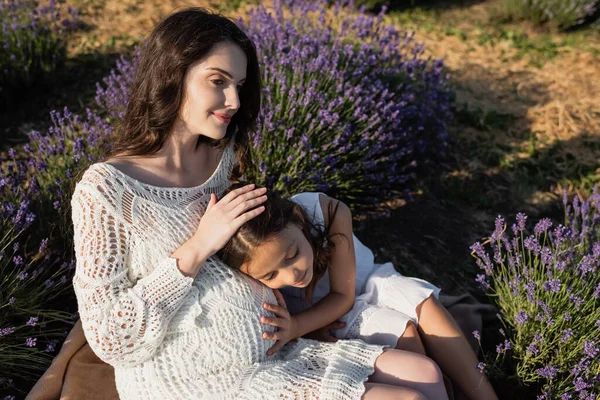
[225,86,240,110]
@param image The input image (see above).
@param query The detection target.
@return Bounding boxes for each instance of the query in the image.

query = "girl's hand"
[261,290,298,356]
[304,321,345,343]
[193,184,267,256]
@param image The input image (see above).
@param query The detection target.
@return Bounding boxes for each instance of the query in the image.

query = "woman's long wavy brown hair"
[105,7,261,177]
[218,183,344,303]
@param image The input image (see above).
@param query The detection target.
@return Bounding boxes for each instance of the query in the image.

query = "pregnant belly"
[162,263,278,376]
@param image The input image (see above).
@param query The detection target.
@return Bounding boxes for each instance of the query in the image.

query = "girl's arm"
[289,194,356,338]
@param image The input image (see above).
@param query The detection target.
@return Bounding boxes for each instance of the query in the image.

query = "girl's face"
[178,41,247,140]
[241,223,314,289]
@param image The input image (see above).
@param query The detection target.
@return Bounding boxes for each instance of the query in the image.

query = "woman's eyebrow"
[206,67,246,81]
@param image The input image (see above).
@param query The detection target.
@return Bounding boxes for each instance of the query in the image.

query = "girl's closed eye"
[287,247,298,261]
[263,271,277,281]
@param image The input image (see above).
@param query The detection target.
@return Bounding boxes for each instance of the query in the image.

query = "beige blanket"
[26,293,495,400]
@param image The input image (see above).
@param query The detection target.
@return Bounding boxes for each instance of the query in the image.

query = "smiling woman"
[178,46,247,136]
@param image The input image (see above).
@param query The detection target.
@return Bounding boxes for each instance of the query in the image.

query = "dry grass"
[393,2,600,174]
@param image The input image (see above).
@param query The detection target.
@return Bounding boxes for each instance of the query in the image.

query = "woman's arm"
[73,182,266,367]
[289,194,356,338]
[71,184,197,367]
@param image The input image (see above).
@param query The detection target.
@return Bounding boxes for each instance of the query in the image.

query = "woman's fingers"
[230,194,267,217]
[232,205,265,229]
[223,187,267,212]
[218,183,256,205]
[205,193,217,212]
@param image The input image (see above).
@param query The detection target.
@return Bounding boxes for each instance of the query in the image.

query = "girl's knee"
[406,389,429,400]
[419,355,444,384]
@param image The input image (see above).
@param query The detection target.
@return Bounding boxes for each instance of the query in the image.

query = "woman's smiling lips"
[213,112,232,124]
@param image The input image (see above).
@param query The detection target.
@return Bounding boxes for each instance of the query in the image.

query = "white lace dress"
[71,144,385,400]
[281,192,441,348]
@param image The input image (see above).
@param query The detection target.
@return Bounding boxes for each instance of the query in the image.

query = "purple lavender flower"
[491,215,505,240]
[38,238,48,253]
[26,317,38,327]
[25,337,37,347]
[516,213,527,231]
[45,339,59,353]
[534,218,552,236]
[515,311,529,325]
[524,236,542,255]
[476,362,487,374]
[472,330,480,341]
[0,327,16,337]
[543,279,561,293]
[582,341,598,358]
[527,342,539,355]
[536,365,558,379]
[475,274,490,290]
[573,377,589,392]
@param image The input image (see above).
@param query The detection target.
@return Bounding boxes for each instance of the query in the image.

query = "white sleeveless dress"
[281,192,441,348]
[71,144,385,400]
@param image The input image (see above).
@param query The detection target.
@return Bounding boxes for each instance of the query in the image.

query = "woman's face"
[241,223,315,290]
[178,41,247,140]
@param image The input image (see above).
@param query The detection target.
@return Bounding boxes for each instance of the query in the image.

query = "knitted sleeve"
[71,181,194,367]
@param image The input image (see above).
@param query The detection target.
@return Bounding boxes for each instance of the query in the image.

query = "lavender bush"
[96,0,453,215]
[0,0,79,105]
[504,0,599,30]
[241,0,452,214]
[0,108,113,393]
[471,189,600,398]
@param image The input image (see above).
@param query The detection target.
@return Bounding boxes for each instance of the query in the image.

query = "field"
[1,0,599,397]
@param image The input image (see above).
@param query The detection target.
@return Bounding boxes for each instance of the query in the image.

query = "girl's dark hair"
[106,7,261,178]
[218,183,342,303]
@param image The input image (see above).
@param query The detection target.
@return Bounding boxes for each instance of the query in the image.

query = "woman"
[69,7,448,400]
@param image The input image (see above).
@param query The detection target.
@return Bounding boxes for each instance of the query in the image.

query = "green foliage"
[502,0,600,31]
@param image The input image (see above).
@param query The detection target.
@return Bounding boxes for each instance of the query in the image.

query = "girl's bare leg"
[396,321,453,397]
[416,296,499,400]
[395,321,426,355]
[362,383,427,400]
[366,348,449,400]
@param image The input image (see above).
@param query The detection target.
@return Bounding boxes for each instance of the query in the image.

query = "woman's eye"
[211,79,224,85]
[236,84,244,92]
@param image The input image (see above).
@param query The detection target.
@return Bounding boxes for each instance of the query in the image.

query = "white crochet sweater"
[71,143,384,399]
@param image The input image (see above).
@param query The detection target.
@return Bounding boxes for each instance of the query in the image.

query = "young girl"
[220,185,499,400]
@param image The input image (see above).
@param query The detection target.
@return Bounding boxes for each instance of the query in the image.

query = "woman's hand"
[193,183,267,257]
[304,321,345,343]
[261,290,299,356]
